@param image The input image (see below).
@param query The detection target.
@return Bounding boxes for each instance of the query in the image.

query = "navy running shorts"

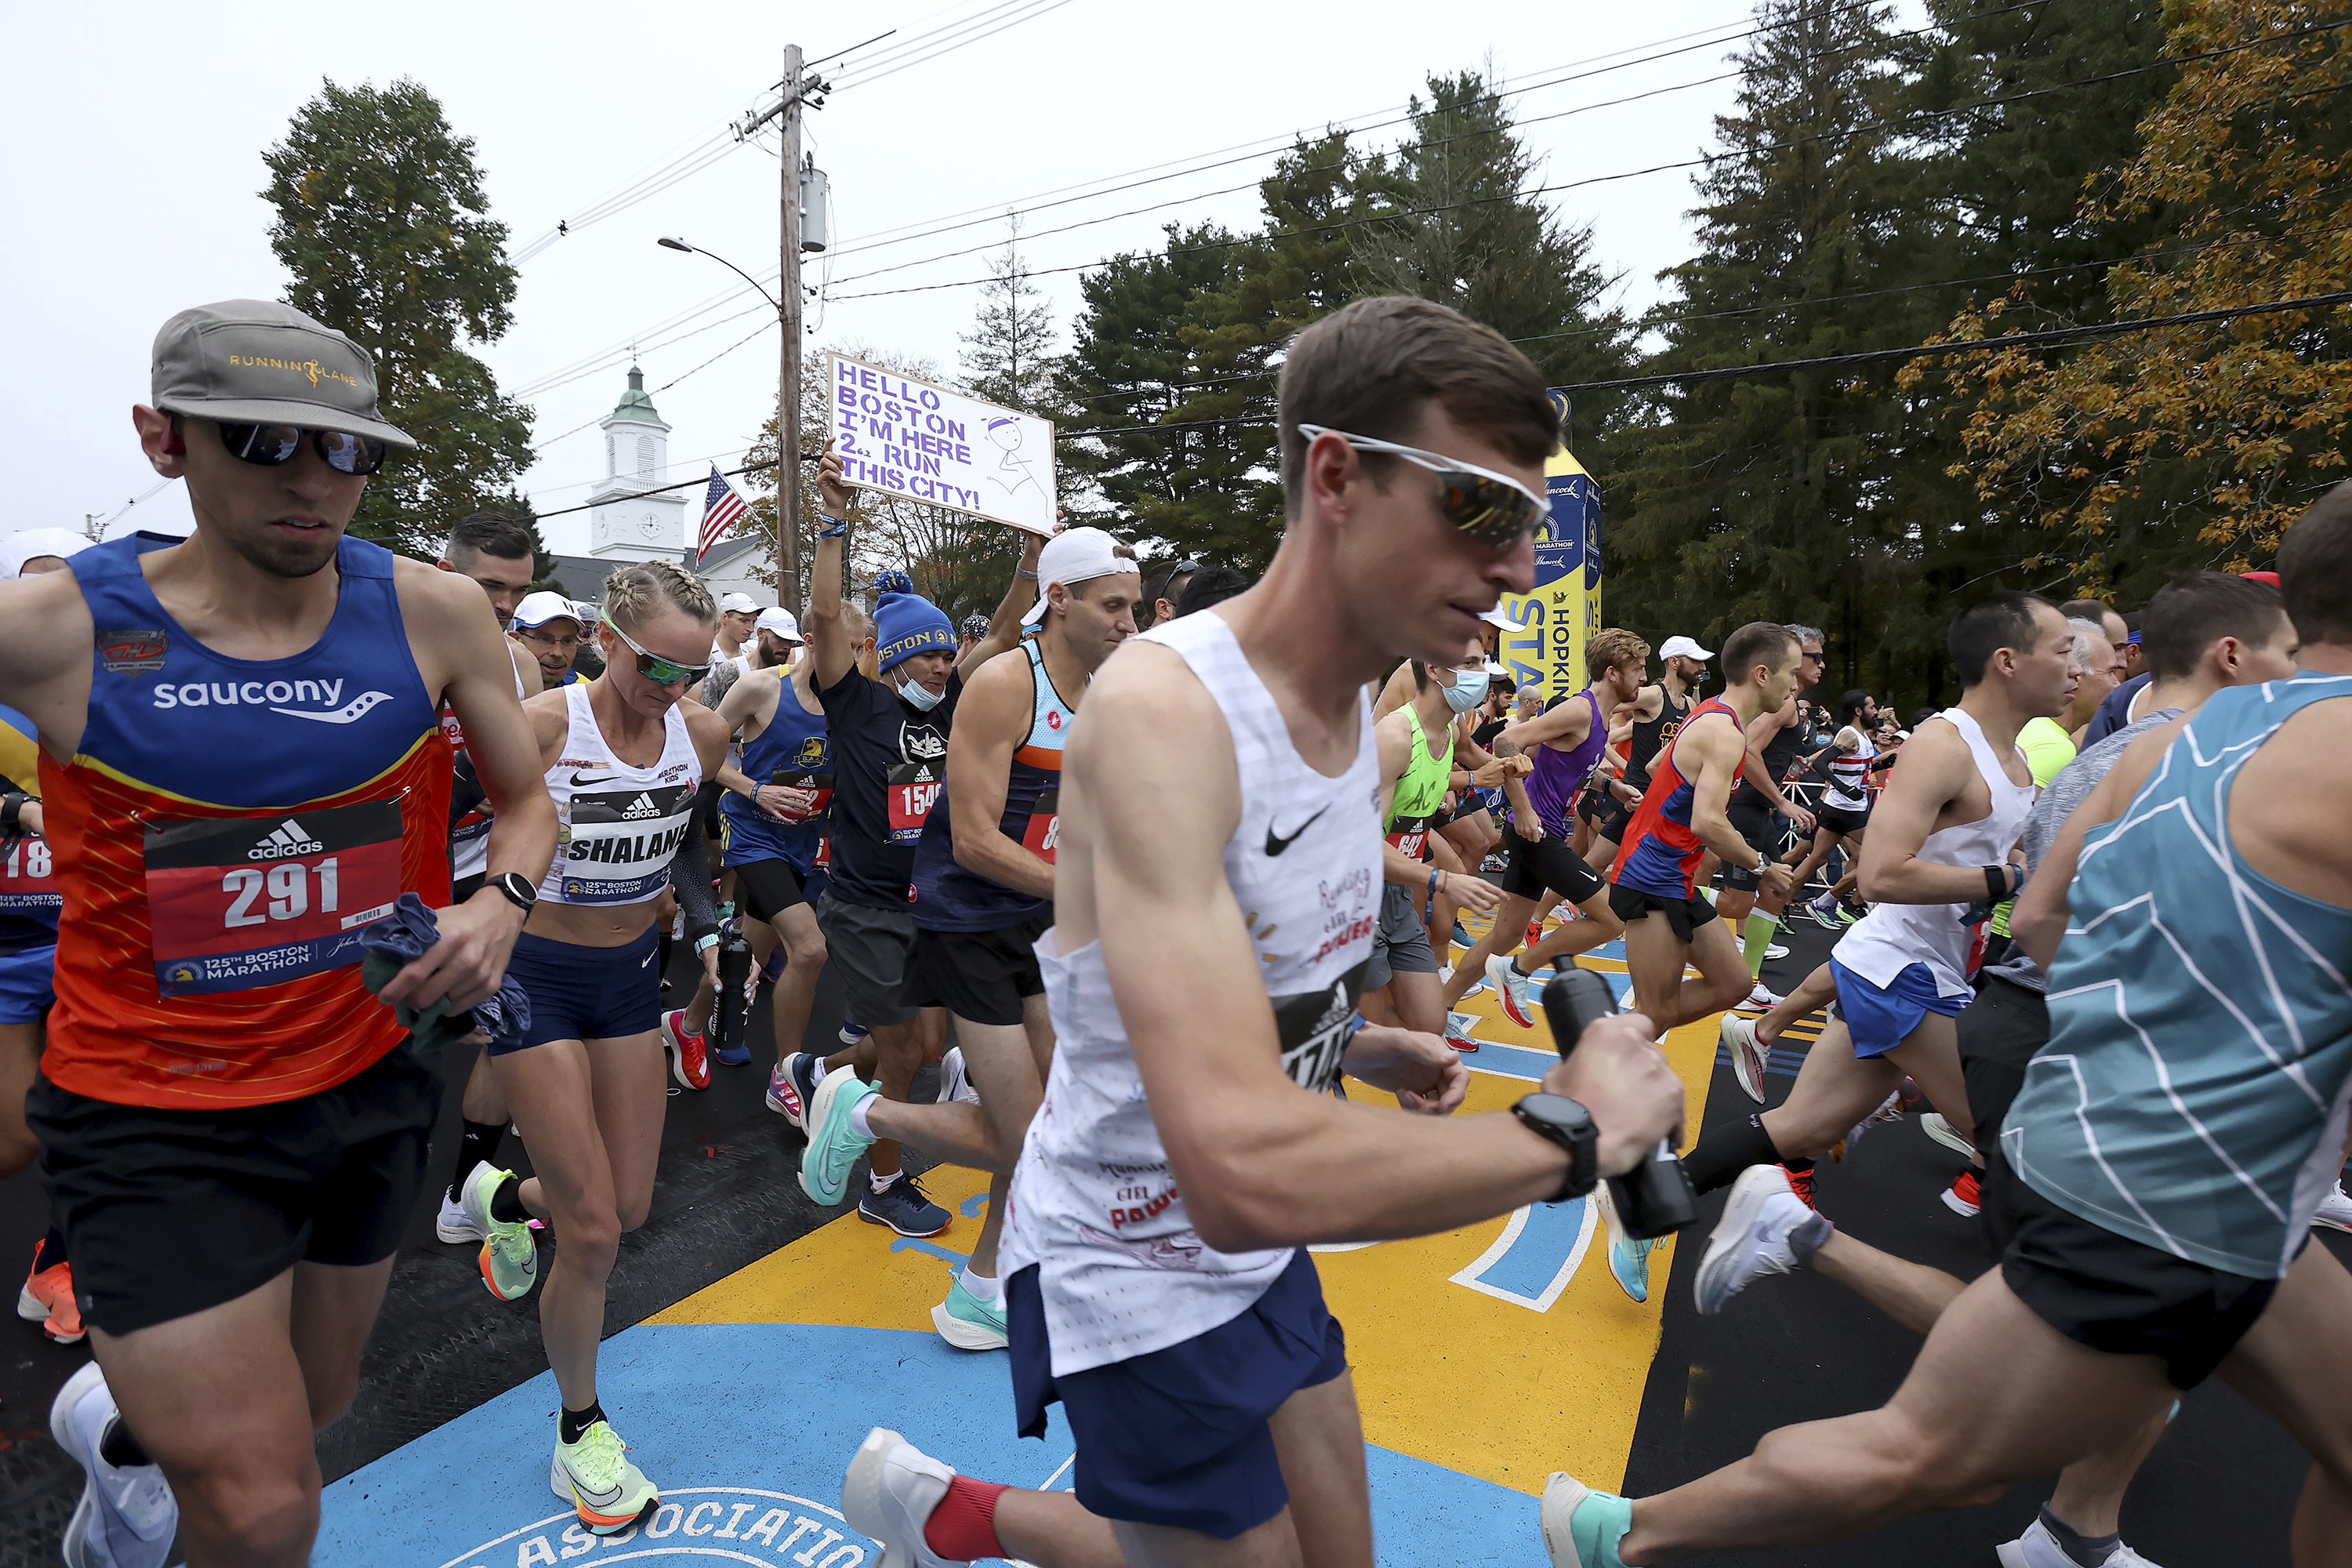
[1008,1249,1349,1540]
[0,942,57,1025]
[496,926,663,1052]
[910,909,1050,1028]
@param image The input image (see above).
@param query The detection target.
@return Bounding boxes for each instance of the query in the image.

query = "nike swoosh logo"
[641,951,656,967]
[571,772,615,787]
[1264,806,1328,857]
[566,1473,625,1506]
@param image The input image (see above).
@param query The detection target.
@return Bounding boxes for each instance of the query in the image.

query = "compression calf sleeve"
[1741,913,1777,979]
[667,830,720,945]
[449,1119,507,1201]
[924,1475,1011,1561]
[1685,1112,1787,1196]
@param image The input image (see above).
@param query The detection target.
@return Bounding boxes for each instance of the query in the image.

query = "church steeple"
[611,364,662,425]
[588,363,685,559]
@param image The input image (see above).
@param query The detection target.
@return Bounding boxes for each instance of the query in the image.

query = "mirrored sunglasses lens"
[317,431,388,474]
[222,423,303,464]
[637,654,697,685]
[1441,476,1543,550]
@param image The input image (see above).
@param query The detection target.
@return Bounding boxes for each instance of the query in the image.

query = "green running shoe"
[931,1273,1009,1351]
[798,1067,880,1207]
[551,1418,658,1535]
[459,1162,537,1301]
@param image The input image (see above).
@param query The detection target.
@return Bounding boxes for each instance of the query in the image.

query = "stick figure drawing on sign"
[984,416,1043,503]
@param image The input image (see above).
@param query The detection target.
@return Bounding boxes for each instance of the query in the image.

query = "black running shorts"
[1500,827,1606,906]
[911,909,1051,1028]
[1607,883,1719,943]
[732,855,815,924]
[1579,788,1633,844]
[1956,973,2049,1160]
[26,1047,442,1336]
[1982,1152,2283,1391]
[1817,800,1871,837]
[1717,794,1780,892]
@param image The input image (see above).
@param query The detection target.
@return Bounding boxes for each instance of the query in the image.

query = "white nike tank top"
[1834,706,2036,996]
[1000,609,1383,1377]
[539,682,702,906]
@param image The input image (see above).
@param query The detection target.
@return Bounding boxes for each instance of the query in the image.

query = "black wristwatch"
[0,793,24,836]
[488,871,539,913]
[1512,1093,1599,1203]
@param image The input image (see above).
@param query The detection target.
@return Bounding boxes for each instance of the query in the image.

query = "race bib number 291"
[143,800,403,997]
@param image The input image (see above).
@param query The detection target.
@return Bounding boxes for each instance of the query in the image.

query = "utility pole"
[777,42,804,612]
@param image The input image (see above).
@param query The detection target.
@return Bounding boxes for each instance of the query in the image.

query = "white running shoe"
[435,1189,486,1243]
[50,1361,178,1568]
[1744,982,1783,1010]
[2311,1185,2352,1232]
[938,1047,981,1105]
[1721,1014,1769,1105]
[841,1427,963,1568]
[1486,953,1537,1027]
[1996,1517,2166,1568]
[1693,1164,1825,1316]
[1920,1112,1976,1159]
[1763,942,1789,960]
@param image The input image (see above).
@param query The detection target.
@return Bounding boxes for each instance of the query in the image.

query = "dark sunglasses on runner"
[605,617,702,687]
[1294,423,1548,552]
[211,419,390,476]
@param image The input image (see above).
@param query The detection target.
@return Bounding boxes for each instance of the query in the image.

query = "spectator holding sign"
[795,443,1042,1240]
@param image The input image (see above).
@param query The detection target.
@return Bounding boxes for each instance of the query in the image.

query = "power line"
[831,0,1082,90]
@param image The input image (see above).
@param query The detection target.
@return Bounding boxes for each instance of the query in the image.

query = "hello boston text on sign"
[827,354,1056,537]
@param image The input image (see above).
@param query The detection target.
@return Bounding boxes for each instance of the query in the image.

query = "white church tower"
[586,366,688,560]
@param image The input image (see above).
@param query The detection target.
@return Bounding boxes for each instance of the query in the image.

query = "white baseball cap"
[1659,635,1714,661]
[754,607,803,643]
[717,592,760,615]
[1478,603,1530,632]
[510,590,583,631]
[1022,527,1141,625]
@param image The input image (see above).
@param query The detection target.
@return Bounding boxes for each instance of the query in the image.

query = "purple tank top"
[1524,688,1606,835]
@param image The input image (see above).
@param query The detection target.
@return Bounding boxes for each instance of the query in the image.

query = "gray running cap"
[151,299,416,448]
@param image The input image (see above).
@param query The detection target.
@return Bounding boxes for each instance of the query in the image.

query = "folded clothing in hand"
[358,892,532,1054]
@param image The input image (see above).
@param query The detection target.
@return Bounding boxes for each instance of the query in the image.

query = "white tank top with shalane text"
[1000,609,1383,1377]
[539,682,702,906]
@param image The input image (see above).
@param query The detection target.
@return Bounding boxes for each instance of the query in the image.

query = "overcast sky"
[9,0,1922,557]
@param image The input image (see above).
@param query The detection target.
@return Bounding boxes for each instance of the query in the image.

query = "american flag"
[698,466,749,564]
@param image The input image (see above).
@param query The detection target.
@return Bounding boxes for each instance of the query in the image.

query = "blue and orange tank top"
[720,666,833,873]
[911,637,1073,932]
[0,704,60,954]
[1611,696,1746,898]
[40,532,452,1109]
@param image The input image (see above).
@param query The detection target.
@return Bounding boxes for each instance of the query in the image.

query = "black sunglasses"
[213,419,389,476]
[1294,425,1548,552]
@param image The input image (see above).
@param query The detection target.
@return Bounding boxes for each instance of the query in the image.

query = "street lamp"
[657,235,796,597]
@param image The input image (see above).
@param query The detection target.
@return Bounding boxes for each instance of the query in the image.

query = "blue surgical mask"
[896,673,945,711]
[1443,668,1490,713]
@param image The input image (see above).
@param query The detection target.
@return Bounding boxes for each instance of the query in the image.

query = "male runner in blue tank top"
[833,296,1687,1568]
[800,527,1140,1353]
[3,299,557,1568]
[1544,489,2352,1568]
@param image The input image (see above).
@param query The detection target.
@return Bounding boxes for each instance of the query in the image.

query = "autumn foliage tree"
[1919,1,2352,592]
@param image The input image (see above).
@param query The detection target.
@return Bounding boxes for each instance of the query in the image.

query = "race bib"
[0,834,59,914]
[769,767,833,822]
[813,836,832,869]
[1270,959,1370,1096]
[1019,786,1060,862]
[886,758,944,842]
[557,783,696,905]
[1385,820,1431,861]
[144,800,403,996]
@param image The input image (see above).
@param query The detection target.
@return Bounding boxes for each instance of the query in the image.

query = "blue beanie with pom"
[874,590,956,673]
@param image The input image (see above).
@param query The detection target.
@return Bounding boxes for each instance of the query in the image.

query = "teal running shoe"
[931,1273,1008,1351]
[798,1066,879,1207]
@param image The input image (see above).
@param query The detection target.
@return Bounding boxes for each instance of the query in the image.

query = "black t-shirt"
[817,665,965,909]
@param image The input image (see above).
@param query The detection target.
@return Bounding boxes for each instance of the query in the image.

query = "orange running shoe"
[1941,1167,1983,1217]
[18,1252,85,1344]
[1780,1162,1817,1211]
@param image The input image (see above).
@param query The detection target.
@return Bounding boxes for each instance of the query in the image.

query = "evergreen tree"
[260,78,533,557]
[960,221,1064,416]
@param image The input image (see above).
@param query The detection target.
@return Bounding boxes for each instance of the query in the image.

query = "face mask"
[896,673,945,711]
[1442,668,1490,713]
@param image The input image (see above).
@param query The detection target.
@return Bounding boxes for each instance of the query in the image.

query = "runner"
[1583,634,1708,869]
[1692,568,2300,1568]
[956,612,994,659]
[709,590,760,677]
[831,295,1684,1568]
[456,559,736,1536]
[799,528,1139,1352]
[1710,624,1822,1026]
[796,471,1040,1240]
[511,590,590,688]
[1439,629,1642,1036]
[1679,593,2074,1214]
[1543,496,2352,1568]
[12,299,556,1568]
[1145,557,1198,628]
[2,534,86,1345]
[1782,688,1877,920]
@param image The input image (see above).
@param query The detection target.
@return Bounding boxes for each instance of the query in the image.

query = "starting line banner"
[827,354,1057,537]
[1494,391,1602,705]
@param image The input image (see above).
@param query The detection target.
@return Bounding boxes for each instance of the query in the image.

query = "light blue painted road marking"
[888,1236,967,1268]
[1449,1197,1596,1311]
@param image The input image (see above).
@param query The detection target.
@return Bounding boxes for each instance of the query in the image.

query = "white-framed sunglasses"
[1296,423,1551,550]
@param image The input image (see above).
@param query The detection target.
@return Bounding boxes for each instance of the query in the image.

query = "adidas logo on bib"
[622,793,662,819]
[249,819,325,860]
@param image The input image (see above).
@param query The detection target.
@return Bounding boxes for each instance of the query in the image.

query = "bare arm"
[1075,648,1683,1252]
[1683,717,1788,898]
[959,532,1046,673]
[943,648,1054,901]
[1856,720,2017,906]
[0,572,98,757]
[805,446,859,690]
[2011,715,2193,971]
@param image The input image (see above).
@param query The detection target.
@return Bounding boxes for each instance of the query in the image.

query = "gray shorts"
[1363,881,1438,993]
[815,891,921,1028]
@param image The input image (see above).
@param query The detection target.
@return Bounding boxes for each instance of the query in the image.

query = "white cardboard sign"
[826,353,1057,537]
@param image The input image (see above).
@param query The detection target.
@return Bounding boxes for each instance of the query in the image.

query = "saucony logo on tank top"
[38,532,452,1109]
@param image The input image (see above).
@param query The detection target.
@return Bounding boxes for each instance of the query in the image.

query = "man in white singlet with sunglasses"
[836,296,1686,1568]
